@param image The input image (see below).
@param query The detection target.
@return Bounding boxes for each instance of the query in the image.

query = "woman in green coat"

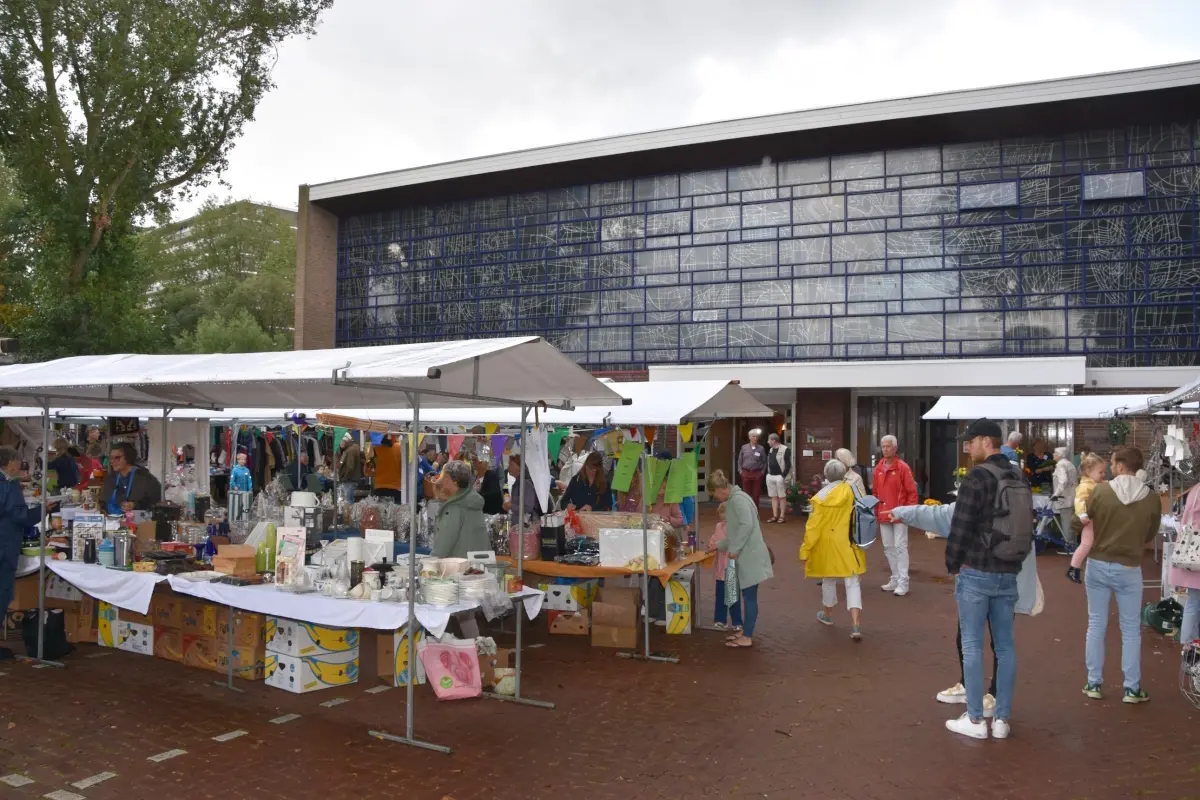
[432,461,490,559]
[706,469,773,648]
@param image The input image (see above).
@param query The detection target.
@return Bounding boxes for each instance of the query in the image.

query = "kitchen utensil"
[83,537,97,564]
[111,532,135,568]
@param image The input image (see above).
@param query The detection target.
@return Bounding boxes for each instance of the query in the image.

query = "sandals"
[725,636,753,648]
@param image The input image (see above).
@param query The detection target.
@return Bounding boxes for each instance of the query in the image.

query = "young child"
[711,502,743,631]
[229,451,253,493]
[1067,453,1107,580]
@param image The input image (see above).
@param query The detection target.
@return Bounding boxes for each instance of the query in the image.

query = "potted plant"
[952,466,967,490]
[1107,420,1130,446]
[786,482,810,516]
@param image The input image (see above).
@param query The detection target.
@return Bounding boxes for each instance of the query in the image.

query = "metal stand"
[481,405,555,710]
[212,603,245,692]
[690,426,727,634]
[368,395,452,755]
[19,398,65,669]
[616,433,679,664]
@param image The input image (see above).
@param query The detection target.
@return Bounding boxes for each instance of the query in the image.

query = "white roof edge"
[308,60,1200,202]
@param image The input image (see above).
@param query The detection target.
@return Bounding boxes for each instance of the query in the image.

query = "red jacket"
[872,458,918,517]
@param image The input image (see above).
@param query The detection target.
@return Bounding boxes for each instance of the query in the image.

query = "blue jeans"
[1085,559,1144,689]
[714,580,743,627]
[955,567,1018,721]
[741,584,759,638]
[1182,588,1200,646]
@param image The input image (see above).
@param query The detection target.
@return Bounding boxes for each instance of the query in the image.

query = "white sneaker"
[881,579,898,592]
[894,585,909,597]
[936,683,967,704]
[982,693,996,718]
[991,719,1010,740]
[945,712,989,740]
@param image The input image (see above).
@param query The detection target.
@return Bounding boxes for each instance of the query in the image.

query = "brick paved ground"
[2,510,1198,800]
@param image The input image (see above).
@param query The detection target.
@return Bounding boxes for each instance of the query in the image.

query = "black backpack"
[978,462,1034,563]
[21,608,73,661]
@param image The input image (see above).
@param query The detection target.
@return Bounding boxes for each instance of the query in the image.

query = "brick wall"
[294,185,339,350]
[795,389,850,484]
[1073,386,1173,458]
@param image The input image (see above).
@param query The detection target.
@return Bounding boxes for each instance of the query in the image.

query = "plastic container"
[97,539,115,567]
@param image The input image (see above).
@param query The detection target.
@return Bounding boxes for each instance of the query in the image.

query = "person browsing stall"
[47,439,80,491]
[474,455,506,515]
[432,461,490,559]
[705,469,773,649]
[561,452,612,512]
[100,442,162,513]
[0,447,43,660]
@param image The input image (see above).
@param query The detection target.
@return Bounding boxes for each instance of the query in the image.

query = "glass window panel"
[728,321,777,346]
[847,191,899,218]
[784,318,830,344]
[779,158,830,185]
[635,249,677,274]
[601,215,645,241]
[633,324,678,349]
[846,274,898,302]
[680,245,726,271]
[780,237,831,264]
[602,289,644,313]
[680,170,727,196]
[886,147,941,175]
[634,175,679,201]
[946,312,1003,340]
[905,271,959,298]
[794,276,845,303]
[694,283,738,308]
[681,322,726,348]
[943,141,1001,170]
[833,233,885,261]
[1007,309,1066,338]
[793,196,844,223]
[591,180,633,206]
[945,227,1001,254]
[743,201,790,228]
[887,230,943,257]
[888,314,944,341]
[645,210,691,236]
[959,181,1018,210]
[729,164,776,191]
[902,187,957,214]
[729,242,776,268]
[646,286,690,311]
[833,316,886,343]
[831,152,885,180]
[1083,171,1146,200]
[743,281,790,306]
[694,205,740,231]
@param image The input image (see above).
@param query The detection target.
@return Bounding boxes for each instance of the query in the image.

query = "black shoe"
[0,647,15,661]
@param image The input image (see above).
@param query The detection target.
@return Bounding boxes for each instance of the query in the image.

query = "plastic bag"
[724,560,739,607]
[418,639,482,700]
[479,576,514,621]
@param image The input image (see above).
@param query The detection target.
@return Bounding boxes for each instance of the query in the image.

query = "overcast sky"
[185,0,1200,217]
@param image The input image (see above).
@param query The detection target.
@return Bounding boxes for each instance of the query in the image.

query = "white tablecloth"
[166,577,545,637]
[16,555,44,578]
[46,561,167,615]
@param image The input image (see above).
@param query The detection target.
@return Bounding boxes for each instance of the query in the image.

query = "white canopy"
[1109,373,1200,417]
[924,394,1198,421]
[0,407,300,422]
[0,337,623,410]
[332,380,773,428]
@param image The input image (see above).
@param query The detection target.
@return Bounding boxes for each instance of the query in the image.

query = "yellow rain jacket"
[799,480,866,579]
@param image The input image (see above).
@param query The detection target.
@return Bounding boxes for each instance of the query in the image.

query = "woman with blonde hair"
[705,469,773,648]
[835,448,866,496]
[800,459,866,640]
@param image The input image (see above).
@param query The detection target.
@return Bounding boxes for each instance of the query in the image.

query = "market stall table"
[46,561,167,615]
[499,550,712,587]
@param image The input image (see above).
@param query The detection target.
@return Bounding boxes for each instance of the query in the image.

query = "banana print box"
[265,617,360,657]
[97,601,118,647]
[265,649,360,694]
[665,567,694,635]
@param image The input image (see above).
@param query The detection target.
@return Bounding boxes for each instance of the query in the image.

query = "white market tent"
[923,394,1199,421]
[347,379,774,427]
[1106,373,1200,417]
[0,337,623,756]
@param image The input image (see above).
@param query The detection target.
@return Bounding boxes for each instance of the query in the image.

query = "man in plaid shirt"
[944,419,1025,741]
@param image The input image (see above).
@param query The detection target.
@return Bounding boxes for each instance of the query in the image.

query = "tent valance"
[924,394,1198,421]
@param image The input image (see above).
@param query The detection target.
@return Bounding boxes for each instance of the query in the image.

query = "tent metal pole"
[483,404,553,710]
[20,398,64,668]
[212,602,244,692]
[160,406,172,490]
[370,392,451,755]
[618,429,678,664]
[226,420,239,524]
[693,424,726,634]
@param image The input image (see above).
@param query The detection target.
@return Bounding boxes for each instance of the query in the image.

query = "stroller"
[1033,498,1075,555]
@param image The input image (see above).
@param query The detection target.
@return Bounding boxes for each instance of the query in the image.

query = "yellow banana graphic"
[665,578,691,634]
[264,654,278,679]
[305,655,359,686]
[298,622,359,652]
[97,606,114,647]
[392,628,424,685]
[264,617,277,644]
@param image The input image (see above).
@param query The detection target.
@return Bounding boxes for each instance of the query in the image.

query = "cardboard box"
[266,616,360,658]
[591,587,640,649]
[134,521,159,555]
[548,609,590,635]
[478,648,513,689]
[8,574,42,611]
[113,620,154,656]
[376,624,426,686]
[217,640,267,681]
[97,601,118,647]
[542,580,600,612]
[665,566,694,635]
[65,596,98,644]
[119,606,154,627]
[44,574,83,610]
[151,592,182,629]
[216,609,266,649]
[266,649,360,694]
[211,555,256,579]
[153,626,183,662]
[598,528,665,568]
[180,598,217,637]
[182,634,219,671]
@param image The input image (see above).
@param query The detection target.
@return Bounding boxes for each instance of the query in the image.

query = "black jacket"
[562,474,612,512]
[479,468,505,515]
[99,466,163,513]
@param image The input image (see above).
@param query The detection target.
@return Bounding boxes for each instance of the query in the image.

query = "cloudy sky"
[189,0,1200,216]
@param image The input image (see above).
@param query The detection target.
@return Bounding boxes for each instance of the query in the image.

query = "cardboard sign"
[109,417,140,437]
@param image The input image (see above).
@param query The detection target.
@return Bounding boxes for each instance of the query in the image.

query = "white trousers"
[880,522,910,588]
[821,575,863,611]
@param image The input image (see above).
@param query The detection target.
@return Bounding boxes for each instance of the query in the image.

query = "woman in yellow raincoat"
[799,459,866,640]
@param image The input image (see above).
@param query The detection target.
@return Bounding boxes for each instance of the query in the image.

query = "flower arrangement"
[786,474,825,512]
[952,467,968,481]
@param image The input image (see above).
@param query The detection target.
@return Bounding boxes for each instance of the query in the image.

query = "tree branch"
[34,3,78,184]
[68,155,135,285]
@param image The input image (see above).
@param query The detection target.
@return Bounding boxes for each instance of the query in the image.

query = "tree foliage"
[0,0,331,357]
[176,308,289,354]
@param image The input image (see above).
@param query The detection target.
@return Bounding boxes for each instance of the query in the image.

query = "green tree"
[0,0,331,357]
[176,308,288,354]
